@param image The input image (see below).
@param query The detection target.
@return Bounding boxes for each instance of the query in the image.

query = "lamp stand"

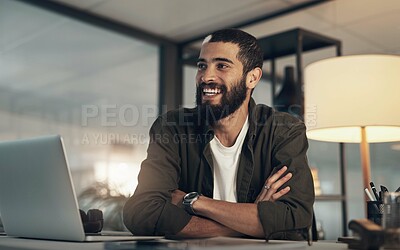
[360,126,371,208]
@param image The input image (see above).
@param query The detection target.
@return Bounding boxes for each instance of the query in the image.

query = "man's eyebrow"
[197,58,206,63]
[213,57,234,64]
[196,57,234,64]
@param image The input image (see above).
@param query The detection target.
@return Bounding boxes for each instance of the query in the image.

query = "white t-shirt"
[210,117,249,202]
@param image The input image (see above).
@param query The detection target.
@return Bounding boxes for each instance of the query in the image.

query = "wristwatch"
[182,192,201,215]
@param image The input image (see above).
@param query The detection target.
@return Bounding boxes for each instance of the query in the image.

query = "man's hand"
[255,166,292,203]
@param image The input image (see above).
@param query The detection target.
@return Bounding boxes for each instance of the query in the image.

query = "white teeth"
[203,88,221,94]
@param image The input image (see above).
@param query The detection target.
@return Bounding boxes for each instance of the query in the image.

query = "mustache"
[197,82,227,92]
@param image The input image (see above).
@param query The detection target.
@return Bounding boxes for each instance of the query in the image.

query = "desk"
[0,236,348,250]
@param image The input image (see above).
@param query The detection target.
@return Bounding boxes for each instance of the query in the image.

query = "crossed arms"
[172,166,292,238]
[123,113,315,238]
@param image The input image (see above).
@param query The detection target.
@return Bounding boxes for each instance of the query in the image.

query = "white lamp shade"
[304,54,400,143]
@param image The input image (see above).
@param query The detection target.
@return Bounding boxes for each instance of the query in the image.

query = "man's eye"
[197,63,206,70]
[217,64,228,69]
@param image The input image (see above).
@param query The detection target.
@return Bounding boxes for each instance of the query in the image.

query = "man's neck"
[212,98,250,147]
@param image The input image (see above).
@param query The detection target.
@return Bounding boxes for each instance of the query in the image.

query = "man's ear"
[246,67,262,89]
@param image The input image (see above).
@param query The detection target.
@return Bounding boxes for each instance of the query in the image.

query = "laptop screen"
[0,135,86,241]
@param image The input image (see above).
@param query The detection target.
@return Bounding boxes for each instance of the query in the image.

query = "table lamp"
[304,54,400,205]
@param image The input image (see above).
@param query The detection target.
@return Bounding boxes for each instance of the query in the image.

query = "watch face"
[185,192,198,200]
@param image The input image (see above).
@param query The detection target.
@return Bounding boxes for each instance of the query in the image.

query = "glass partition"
[0,0,159,199]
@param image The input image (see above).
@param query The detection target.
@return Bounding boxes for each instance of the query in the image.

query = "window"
[0,0,159,197]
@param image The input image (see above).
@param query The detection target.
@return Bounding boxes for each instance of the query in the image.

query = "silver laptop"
[0,135,159,242]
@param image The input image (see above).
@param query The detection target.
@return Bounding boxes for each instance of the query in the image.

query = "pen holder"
[382,192,400,249]
[367,201,384,225]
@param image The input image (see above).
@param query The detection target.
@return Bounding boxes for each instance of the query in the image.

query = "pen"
[370,182,380,201]
[380,185,389,193]
[364,188,376,201]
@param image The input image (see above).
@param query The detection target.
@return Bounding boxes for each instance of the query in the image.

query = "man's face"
[195,42,248,123]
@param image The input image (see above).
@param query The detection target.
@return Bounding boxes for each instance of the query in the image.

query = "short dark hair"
[206,29,263,75]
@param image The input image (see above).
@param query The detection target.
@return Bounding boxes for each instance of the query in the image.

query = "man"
[123,29,314,240]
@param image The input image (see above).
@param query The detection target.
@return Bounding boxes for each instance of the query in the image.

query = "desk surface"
[0,235,348,250]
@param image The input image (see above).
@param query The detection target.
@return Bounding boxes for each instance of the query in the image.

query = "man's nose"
[200,67,216,83]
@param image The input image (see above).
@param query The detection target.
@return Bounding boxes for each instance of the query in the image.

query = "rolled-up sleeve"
[257,120,315,238]
[123,116,191,235]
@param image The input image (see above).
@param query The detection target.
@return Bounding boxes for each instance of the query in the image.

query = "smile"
[202,87,222,96]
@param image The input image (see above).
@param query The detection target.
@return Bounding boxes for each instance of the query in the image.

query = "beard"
[196,76,247,125]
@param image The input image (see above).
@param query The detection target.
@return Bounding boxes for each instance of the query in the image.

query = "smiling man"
[123,29,314,240]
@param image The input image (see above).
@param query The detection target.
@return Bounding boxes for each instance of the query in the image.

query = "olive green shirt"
[123,98,315,239]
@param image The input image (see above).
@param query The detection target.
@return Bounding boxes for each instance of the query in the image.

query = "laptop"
[0,135,160,242]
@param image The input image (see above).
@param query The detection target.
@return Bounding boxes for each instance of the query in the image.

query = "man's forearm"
[172,168,292,238]
[176,215,242,238]
[194,196,265,238]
